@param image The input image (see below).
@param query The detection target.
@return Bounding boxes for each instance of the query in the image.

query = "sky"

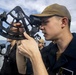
[0,0,76,41]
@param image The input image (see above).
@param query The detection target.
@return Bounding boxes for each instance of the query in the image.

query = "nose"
[39,25,44,30]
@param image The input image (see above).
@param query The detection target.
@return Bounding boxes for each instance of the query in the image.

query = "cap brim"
[32,13,54,18]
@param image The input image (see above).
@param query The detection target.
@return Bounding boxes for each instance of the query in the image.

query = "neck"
[55,33,73,53]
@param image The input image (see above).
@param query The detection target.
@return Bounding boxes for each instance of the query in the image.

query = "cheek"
[38,44,41,47]
[45,25,61,39]
[45,25,54,35]
[46,21,61,34]
[45,24,51,31]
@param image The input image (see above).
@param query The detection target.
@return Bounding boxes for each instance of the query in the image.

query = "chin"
[45,36,53,41]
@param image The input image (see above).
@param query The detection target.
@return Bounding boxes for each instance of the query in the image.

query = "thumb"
[23,32,31,40]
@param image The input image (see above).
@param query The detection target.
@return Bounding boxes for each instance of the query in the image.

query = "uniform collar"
[51,33,76,59]
[48,33,76,70]
[63,33,76,59]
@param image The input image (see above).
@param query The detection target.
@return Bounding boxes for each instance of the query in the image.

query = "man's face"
[38,41,44,48]
[11,23,25,33]
[40,16,63,41]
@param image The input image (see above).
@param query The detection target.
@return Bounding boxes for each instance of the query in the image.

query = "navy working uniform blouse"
[41,33,76,75]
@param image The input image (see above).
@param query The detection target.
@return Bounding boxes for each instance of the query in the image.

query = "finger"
[18,45,27,55]
[13,22,21,26]
[23,32,32,40]
[17,40,21,46]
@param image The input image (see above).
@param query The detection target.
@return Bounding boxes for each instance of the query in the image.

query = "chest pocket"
[57,67,74,75]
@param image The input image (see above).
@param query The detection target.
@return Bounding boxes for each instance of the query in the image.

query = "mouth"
[42,31,47,36]
[43,33,47,37]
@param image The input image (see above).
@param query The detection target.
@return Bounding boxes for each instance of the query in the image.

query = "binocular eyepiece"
[29,15,42,27]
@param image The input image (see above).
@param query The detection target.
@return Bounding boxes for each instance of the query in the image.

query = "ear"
[61,17,68,28]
